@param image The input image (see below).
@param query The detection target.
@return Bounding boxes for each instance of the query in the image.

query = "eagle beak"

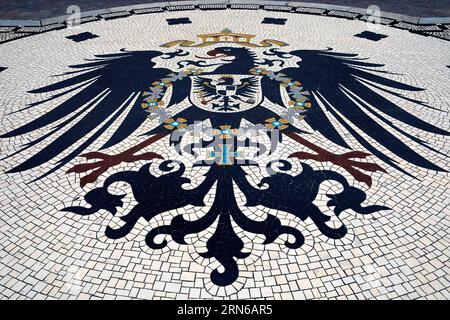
[206,49,223,57]
[195,49,228,60]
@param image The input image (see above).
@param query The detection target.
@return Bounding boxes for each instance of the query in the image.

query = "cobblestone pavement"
[0,0,450,19]
[0,7,449,300]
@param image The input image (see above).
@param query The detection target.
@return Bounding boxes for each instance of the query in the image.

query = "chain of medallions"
[140,67,312,133]
[249,66,311,131]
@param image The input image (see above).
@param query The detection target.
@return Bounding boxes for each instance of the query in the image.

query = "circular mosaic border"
[1,2,450,45]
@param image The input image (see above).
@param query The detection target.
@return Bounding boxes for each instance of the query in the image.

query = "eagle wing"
[235,76,259,98]
[262,49,449,175]
[1,49,190,178]
[193,76,217,99]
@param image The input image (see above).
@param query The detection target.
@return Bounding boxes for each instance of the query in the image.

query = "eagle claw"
[67,151,163,188]
[289,150,385,187]
[285,131,385,188]
[67,133,167,188]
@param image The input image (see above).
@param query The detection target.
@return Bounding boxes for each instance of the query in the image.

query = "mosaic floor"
[0,5,449,300]
[2,0,449,19]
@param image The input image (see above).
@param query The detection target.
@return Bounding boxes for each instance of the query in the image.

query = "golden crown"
[160,29,288,48]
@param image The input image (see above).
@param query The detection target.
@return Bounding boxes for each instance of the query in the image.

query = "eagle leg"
[67,132,167,188]
[285,132,385,187]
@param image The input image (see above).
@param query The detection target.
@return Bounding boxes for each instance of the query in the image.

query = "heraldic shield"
[190,74,262,112]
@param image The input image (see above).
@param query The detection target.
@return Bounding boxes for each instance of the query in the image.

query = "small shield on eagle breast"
[190,74,263,113]
[216,85,237,96]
